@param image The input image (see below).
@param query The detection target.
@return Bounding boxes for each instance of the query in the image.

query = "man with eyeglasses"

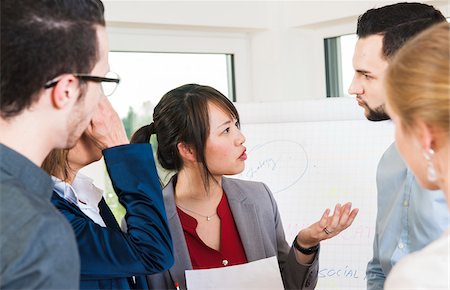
[0,0,173,288]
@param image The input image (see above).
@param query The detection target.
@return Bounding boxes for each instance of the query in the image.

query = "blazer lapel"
[98,198,121,230]
[163,179,192,290]
[222,177,266,262]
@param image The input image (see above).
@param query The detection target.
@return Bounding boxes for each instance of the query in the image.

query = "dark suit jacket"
[147,177,319,290]
[51,144,174,289]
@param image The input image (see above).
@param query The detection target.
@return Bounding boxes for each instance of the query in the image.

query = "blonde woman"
[42,99,173,289]
[384,22,450,288]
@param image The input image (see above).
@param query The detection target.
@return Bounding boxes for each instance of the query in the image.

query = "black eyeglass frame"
[44,73,120,89]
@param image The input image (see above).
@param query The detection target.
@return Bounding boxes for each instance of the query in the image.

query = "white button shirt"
[52,173,106,227]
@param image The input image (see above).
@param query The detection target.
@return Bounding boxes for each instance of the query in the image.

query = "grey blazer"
[147,177,319,290]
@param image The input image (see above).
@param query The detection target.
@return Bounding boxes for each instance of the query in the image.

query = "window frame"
[107,26,250,102]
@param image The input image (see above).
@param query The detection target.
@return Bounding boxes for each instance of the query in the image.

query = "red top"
[177,192,248,269]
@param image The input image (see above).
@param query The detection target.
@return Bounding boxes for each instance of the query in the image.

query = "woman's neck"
[65,169,77,185]
[175,167,222,202]
[54,164,80,185]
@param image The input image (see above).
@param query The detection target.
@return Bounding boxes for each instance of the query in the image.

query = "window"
[324,34,357,98]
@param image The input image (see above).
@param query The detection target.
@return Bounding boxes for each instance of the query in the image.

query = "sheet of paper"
[185,256,284,290]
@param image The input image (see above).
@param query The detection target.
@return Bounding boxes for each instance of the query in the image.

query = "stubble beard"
[65,92,90,149]
[362,100,390,122]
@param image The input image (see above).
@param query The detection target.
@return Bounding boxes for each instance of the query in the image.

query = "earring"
[423,148,437,182]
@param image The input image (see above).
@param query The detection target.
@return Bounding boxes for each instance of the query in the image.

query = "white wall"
[104,0,449,102]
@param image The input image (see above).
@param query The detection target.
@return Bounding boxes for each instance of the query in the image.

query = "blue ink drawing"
[238,140,308,193]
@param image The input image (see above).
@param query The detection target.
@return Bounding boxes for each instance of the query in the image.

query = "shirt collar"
[71,173,103,208]
[52,176,78,205]
[52,173,103,209]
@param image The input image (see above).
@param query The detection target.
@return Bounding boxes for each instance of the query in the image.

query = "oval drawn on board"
[238,140,308,193]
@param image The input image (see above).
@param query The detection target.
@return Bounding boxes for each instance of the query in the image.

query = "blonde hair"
[386,22,449,135]
[41,149,72,181]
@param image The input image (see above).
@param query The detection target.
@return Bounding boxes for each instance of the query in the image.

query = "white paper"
[185,256,284,290]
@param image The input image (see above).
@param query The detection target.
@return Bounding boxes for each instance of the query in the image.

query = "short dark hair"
[1,0,105,118]
[356,2,445,59]
[131,84,239,190]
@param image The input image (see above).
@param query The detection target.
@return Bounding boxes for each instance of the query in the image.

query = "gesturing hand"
[296,202,359,248]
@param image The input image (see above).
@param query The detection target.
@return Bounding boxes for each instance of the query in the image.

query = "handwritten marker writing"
[175,282,180,290]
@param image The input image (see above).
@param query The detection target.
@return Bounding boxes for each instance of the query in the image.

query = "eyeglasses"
[44,71,121,96]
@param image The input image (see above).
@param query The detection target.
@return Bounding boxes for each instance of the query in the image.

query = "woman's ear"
[177,142,196,162]
[50,74,79,109]
[414,119,434,151]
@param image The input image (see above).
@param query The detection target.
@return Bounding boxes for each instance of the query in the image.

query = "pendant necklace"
[177,204,218,221]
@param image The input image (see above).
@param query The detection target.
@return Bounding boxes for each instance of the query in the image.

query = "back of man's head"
[356,2,446,59]
[0,0,105,119]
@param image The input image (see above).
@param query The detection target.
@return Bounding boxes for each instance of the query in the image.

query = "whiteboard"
[233,97,394,290]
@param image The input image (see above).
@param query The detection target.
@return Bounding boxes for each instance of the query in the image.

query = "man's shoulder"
[376,143,408,191]
[0,206,80,289]
[378,143,405,169]
[0,176,74,240]
[1,177,38,220]
[1,177,51,216]
[0,179,78,263]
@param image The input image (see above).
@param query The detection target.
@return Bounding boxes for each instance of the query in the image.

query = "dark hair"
[1,0,105,118]
[356,2,445,59]
[131,84,239,189]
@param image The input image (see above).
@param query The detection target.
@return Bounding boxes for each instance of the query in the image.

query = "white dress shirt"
[52,173,106,227]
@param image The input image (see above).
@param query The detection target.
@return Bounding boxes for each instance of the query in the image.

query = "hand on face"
[67,132,104,168]
[86,97,129,149]
[296,202,359,248]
